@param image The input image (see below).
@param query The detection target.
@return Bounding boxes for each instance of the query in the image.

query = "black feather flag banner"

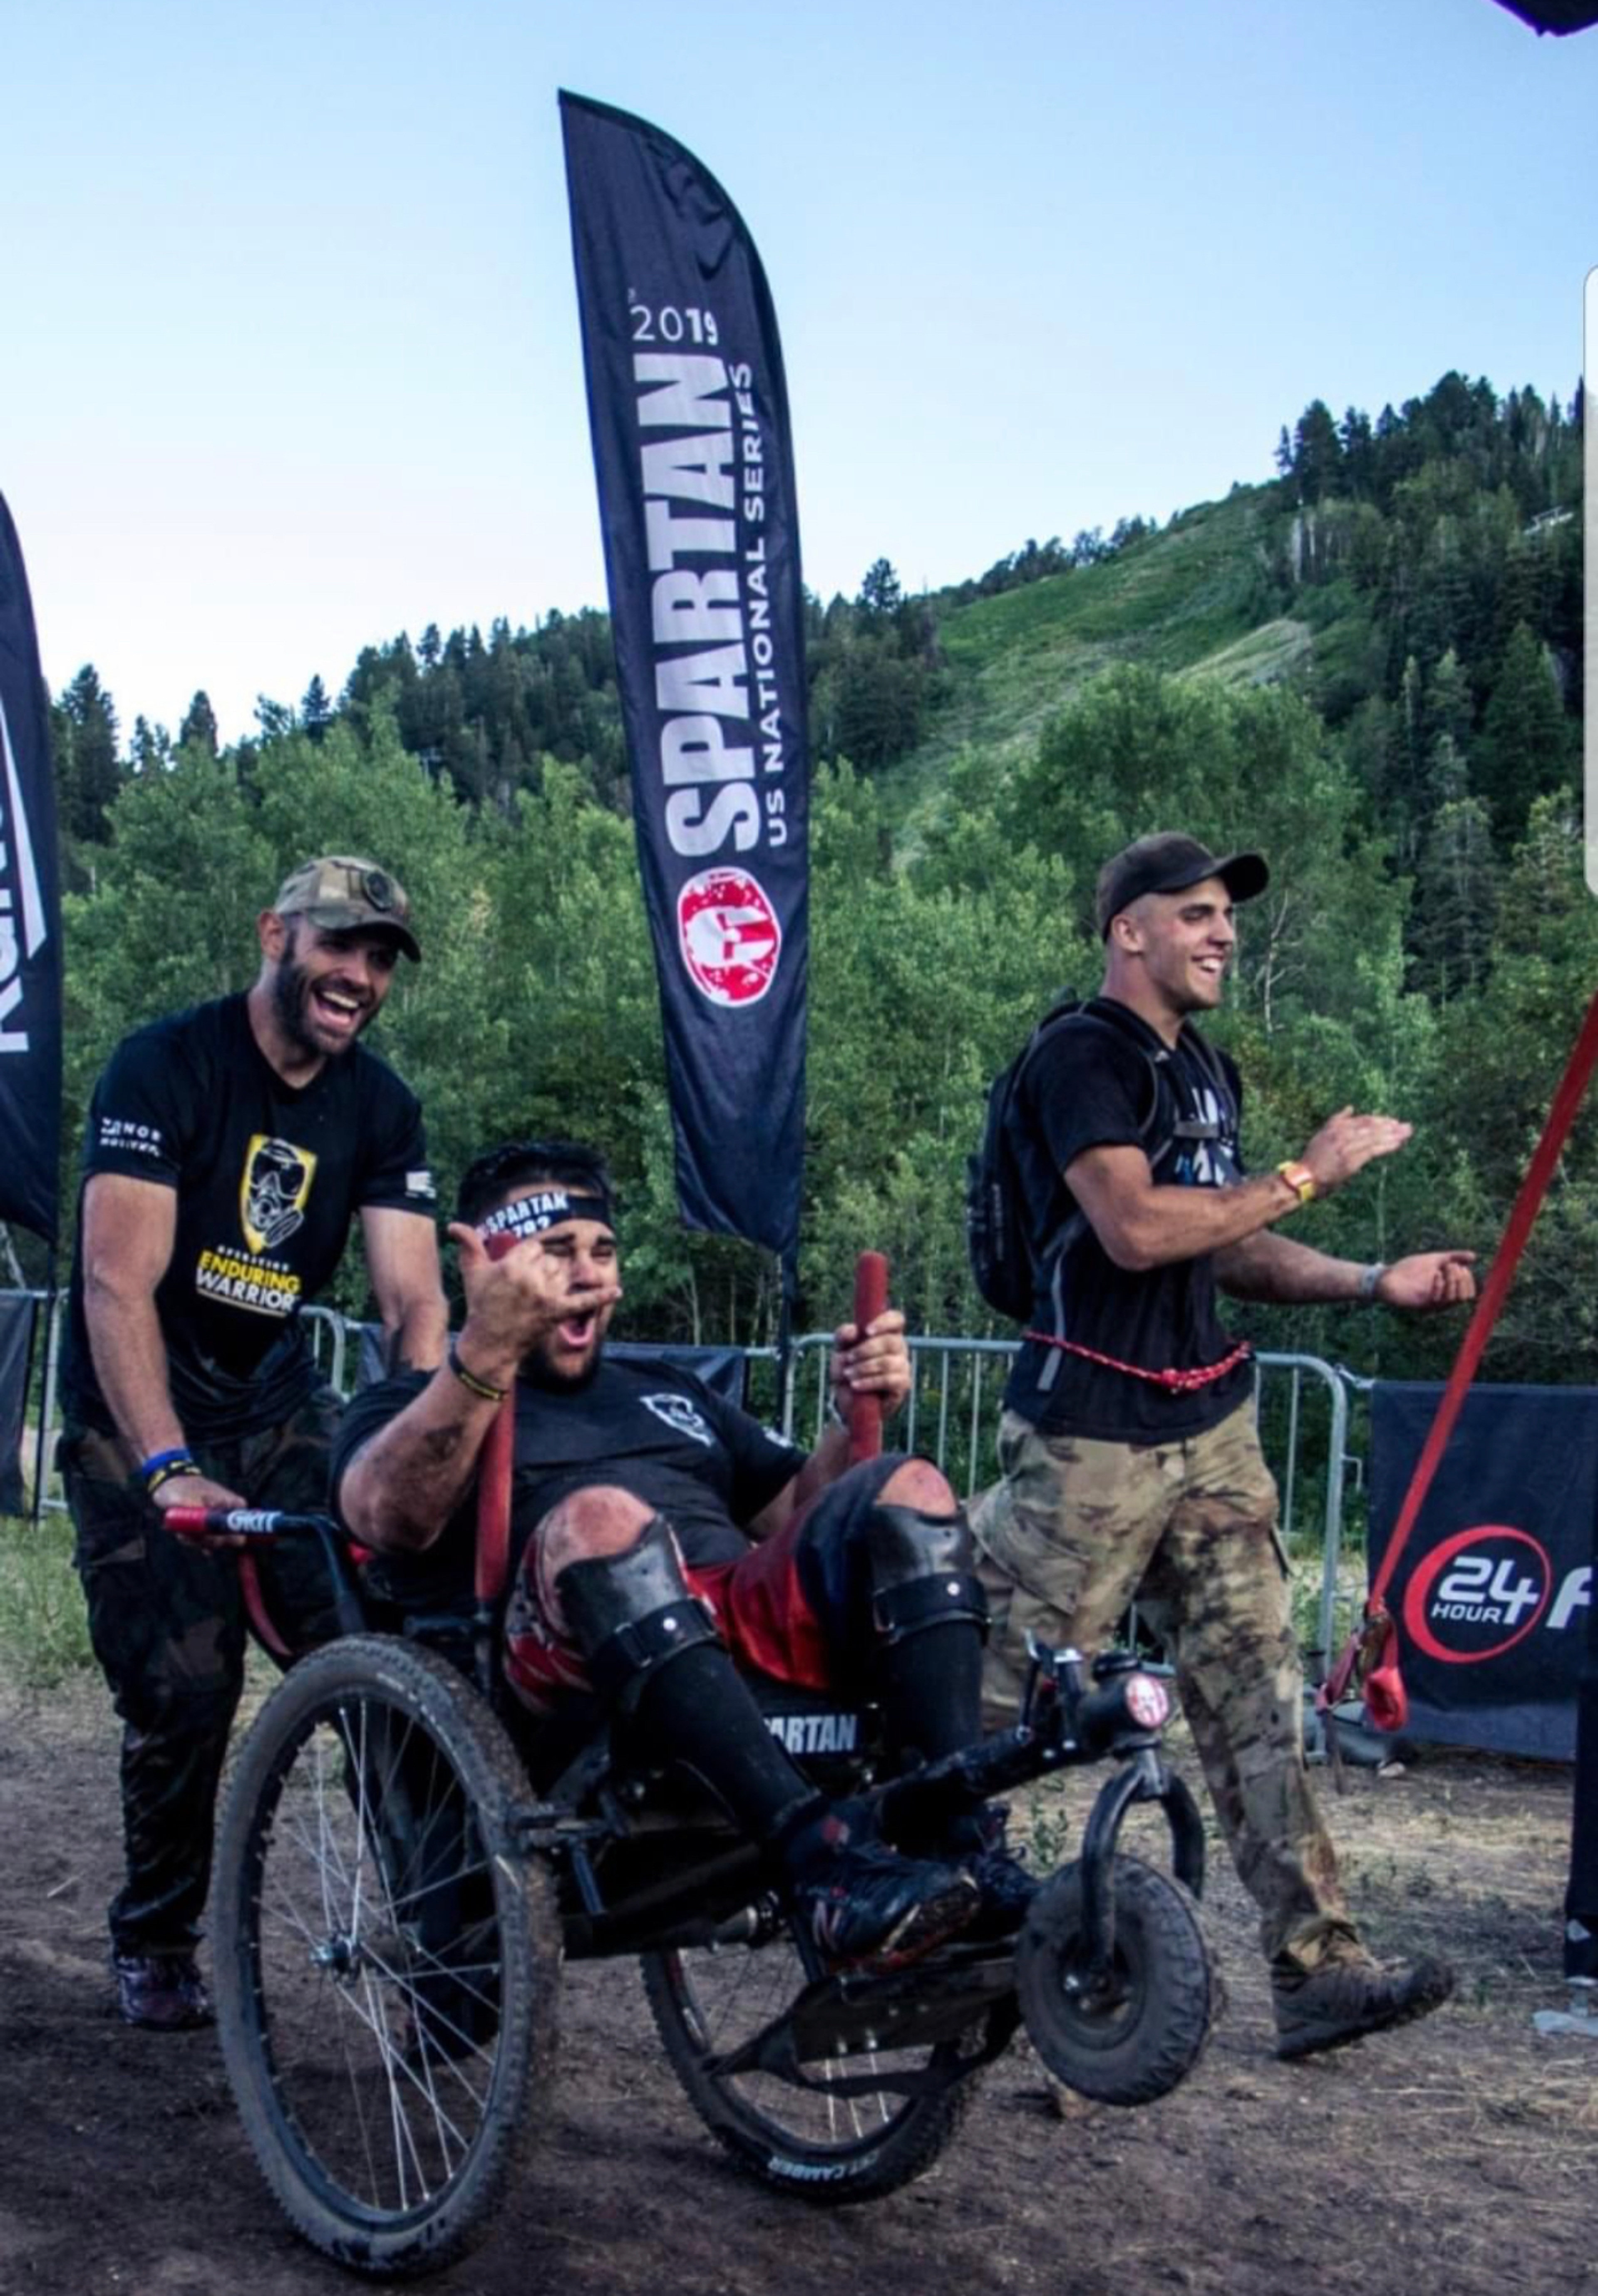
[561,92,808,1265]
[0,493,62,1243]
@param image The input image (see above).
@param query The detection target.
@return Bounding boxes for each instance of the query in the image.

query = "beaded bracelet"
[449,1338,509,1405]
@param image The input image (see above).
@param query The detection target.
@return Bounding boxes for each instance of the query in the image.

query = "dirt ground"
[1,1672,1593,2296]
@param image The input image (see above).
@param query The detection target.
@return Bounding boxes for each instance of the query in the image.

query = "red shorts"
[503,1458,904,1717]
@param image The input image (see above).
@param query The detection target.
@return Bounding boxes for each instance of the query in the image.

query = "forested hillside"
[25,370,1589,1384]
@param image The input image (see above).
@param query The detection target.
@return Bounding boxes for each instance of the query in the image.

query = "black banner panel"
[0,495,63,1243]
[561,92,808,1262]
[1370,1382,1596,1759]
[0,1290,37,1516]
[1566,1507,1598,1974]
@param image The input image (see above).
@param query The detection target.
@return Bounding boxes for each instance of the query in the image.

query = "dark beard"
[520,1333,605,1393]
[270,933,370,1059]
[270,951,321,1059]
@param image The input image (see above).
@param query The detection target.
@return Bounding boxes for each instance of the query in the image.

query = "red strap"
[239,1552,293,1662]
[1022,1332,1253,1394]
[848,1251,889,1464]
[474,1233,519,1605]
[1327,991,1598,1733]
[1367,989,1598,1611]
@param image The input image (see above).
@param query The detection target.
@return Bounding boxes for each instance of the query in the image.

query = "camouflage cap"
[271,855,421,960]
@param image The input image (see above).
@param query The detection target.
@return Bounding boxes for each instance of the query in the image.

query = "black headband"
[477,1188,615,1243]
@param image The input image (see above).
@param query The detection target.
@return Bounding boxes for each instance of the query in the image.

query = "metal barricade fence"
[777,1333,1359,1683]
[15,1295,352,1521]
[13,1293,1367,1677]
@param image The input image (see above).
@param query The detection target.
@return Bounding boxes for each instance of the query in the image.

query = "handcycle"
[175,1482,1220,2282]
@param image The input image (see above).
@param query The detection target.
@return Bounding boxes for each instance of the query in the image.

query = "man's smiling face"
[268,921,400,1059]
[1125,875,1238,1016]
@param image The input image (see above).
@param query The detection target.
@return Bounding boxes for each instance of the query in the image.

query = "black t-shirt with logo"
[62,994,437,1440]
[332,1351,804,1606]
[1002,998,1252,1444]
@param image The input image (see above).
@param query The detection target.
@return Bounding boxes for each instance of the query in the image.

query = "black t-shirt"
[1002,998,1252,1443]
[332,1350,805,1607]
[62,994,437,1440]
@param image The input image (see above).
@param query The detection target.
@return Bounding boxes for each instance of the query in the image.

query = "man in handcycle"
[334,1137,1035,1974]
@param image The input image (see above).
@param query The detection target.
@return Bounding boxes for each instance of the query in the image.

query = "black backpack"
[965,995,1208,1322]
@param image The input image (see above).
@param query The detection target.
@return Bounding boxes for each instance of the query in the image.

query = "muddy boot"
[1273,1943,1454,2061]
[112,1951,213,2031]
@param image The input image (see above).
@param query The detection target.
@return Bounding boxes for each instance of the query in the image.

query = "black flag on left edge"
[0,493,63,1243]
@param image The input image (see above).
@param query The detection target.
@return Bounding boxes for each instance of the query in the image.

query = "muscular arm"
[79,1173,246,1512]
[745,1420,852,1544]
[1213,1228,1370,1303]
[337,1368,501,1553]
[1066,1144,1300,1271]
[361,1204,449,1373]
[1066,1105,1417,1272]
[79,1173,187,1464]
[1216,1230,1478,1311]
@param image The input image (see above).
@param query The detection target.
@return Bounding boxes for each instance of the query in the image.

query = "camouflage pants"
[61,1392,345,1957]
[971,1400,1350,1976]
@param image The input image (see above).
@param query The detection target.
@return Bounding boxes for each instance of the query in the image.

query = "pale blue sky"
[3,0,1592,741]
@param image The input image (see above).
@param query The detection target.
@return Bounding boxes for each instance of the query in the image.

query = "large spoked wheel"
[1015,1854,1216,2107]
[214,1637,561,2279]
[640,1913,1001,2202]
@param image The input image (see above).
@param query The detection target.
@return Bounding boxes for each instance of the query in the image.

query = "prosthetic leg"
[863,1503,1035,1932]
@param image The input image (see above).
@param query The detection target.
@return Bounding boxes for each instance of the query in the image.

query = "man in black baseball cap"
[1093,832,1269,937]
[972,828,1476,2061]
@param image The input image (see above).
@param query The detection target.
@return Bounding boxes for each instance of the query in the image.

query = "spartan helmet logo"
[241,1136,317,1253]
[640,1393,715,1449]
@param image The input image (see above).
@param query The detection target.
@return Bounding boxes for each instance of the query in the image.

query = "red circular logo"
[1124,1674,1170,1730]
[1401,1523,1552,1665]
[677,868,782,1007]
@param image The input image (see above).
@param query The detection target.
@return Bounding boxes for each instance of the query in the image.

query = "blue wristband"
[140,1446,196,1486]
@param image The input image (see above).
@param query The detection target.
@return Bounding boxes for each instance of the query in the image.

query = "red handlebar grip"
[164,1507,213,1538]
[475,1231,519,1604]
[848,1251,890,1464]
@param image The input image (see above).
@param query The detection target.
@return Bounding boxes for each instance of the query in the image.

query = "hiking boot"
[1273,1949,1453,2061]
[783,1803,979,1973]
[112,1951,213,2031]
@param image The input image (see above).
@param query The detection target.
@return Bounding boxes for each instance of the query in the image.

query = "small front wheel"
[1015,1855,1216,2106]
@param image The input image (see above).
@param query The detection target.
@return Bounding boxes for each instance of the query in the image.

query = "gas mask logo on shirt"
[240,1135,318,1253]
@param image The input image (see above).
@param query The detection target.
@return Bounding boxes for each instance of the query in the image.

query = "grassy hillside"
[878,483,1351,831]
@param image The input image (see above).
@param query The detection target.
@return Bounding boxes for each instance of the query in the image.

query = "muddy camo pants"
[61,1394,344,1957]
[971,1399,1351,1976]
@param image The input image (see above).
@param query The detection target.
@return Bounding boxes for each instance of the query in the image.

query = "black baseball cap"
[1095,833,1269,938]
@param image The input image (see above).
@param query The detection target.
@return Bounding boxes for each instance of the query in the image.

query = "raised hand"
[1300,1106,1414,1196]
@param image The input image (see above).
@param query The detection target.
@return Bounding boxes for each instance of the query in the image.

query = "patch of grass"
[0,1513,94,1687]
